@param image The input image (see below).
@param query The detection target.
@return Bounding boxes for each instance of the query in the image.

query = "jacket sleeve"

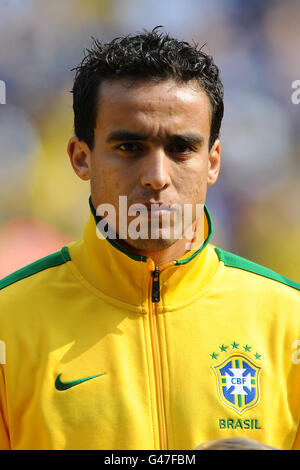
[0,366,10,450]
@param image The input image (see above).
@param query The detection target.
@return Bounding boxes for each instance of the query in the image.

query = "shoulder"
[0,246,74,353]
[0,246,71,292]
[0,246,73,331]
[214,246,300,297]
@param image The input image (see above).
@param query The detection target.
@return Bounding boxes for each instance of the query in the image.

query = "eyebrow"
[106,129,204,146]
[171,133,204,146]
[106,130,149,143]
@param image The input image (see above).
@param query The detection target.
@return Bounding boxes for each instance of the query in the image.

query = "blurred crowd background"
[0,0,299,281]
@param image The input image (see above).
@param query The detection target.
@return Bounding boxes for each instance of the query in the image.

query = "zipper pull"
[151,266,160,303]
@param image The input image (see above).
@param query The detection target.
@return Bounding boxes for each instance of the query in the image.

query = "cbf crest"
[211,343,262,415]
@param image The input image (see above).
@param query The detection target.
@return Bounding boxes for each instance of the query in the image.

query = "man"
[0,29,300,450]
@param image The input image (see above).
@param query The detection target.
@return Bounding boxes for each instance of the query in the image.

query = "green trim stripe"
[215,247,300,292]
[175,204,213,265]
[0,246,71,290]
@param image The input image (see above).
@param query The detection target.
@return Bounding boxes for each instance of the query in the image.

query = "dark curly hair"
[71,27,224,150]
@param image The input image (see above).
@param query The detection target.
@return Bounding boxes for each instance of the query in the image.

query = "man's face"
[70,78,220,251]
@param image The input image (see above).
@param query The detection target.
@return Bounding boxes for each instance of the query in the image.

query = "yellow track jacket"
[0,199,300,450]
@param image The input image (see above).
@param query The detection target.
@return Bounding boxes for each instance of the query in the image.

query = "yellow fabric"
[0,208,300,450]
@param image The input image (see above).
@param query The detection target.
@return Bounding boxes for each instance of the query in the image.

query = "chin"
[127,237,178,252]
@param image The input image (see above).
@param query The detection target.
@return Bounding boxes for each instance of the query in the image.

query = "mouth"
[144,201,175,210]
[143,202,175,216]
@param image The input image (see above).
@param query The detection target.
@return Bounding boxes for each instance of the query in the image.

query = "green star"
[231,341,239,349]
[210,352,219,360]
[219,344,228,352]
[243,344,251,352]
[255,352,261,360]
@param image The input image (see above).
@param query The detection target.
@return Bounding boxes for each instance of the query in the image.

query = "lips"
[127,202,174,222]
[136,203,179,224]
[144,202,174,210]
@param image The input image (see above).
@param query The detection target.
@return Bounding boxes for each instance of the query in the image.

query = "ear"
[67,136,91,181]
[207,138,221,186]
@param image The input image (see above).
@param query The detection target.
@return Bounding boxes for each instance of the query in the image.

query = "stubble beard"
[117,213,194,253]
[124,233,179,252]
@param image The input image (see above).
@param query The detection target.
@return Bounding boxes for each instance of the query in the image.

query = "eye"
[166,142,195,156]
[117,142,144,153]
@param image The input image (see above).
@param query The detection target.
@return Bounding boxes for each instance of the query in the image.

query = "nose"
[140,147,171,191]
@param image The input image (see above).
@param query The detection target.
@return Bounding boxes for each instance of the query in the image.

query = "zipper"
[147,261,175,449]
[147,264,167,450]
[151,266,160,303]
